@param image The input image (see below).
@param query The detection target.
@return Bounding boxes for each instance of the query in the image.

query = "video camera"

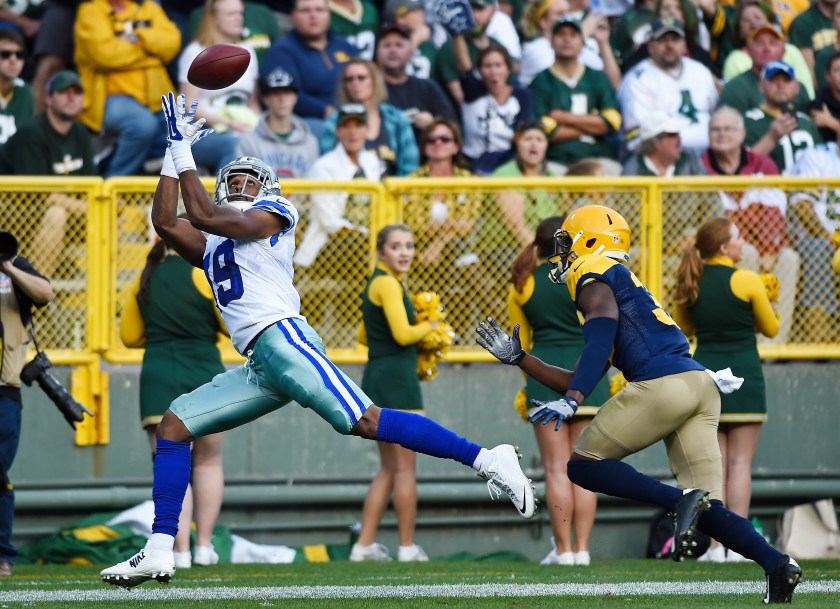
[20,352,93,430]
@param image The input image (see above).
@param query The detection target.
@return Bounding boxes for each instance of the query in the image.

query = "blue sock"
[376,408,481,467]
[699,500,782,572]
[567,458,682,509]
[151,439,192,537]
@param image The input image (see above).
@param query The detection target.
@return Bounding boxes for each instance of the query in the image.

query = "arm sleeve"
[833,247,840,274]
[357,321,368,346]
[568,317,617,397]
[119,275,146,348]
[730,268,780,338]
[370,275,433,346]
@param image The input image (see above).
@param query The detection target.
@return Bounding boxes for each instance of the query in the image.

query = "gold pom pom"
[412,291,446,322]
[414,292,455,381]
[759,273,780,304]
[417,351,439,381]
[513,389,529,422]
[609,372,627,396]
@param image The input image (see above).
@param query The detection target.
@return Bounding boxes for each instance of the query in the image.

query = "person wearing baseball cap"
[618,12,719,154]
[376,21,457,143]
[621,110,707,177]
[294,101,382,266]
[237,67,319,179]
[720,20,813,115]
[743,59,822,173]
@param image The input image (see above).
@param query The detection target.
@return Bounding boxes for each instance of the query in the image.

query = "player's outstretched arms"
[152,164,207,268]
[476,316,574,393]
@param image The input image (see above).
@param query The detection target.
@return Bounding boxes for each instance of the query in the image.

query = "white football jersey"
[618,57,719,153]
[203,195,302,353]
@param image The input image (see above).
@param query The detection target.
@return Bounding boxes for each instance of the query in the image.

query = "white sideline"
[0,581,838,602]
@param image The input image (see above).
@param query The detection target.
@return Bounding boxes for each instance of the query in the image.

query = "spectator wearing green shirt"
[0,29,33,146]
[719,24,813,115]
[0,70,95,278]
[744,60,822,174]
[529,17,621,174]
[329,0,380,60]
[383,0,440,79]
[432,0,511,106]
[814,0,840,92]
[788,0,837,83]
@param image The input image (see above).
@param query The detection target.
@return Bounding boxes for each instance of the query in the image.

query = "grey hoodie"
[235,113,320,179]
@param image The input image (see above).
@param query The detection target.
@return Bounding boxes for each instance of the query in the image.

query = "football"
[187,44,251,90]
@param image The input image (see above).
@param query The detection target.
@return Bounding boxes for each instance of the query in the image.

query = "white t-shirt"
[617,57,719,153]
[203,195,302,353]
[178,41,260,115]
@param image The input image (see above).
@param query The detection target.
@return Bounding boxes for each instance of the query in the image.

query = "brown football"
[187,43,251,90]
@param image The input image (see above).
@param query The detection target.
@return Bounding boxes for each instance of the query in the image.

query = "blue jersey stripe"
[277,319,365,424]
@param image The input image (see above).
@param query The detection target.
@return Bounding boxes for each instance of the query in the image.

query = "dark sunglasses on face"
[0,50,25,60]
[427,135,454,144]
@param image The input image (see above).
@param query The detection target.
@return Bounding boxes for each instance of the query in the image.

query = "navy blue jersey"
[566,255,704,382]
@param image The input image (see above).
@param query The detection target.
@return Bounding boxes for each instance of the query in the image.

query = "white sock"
[472,447,492,472]
[148,533,175,551]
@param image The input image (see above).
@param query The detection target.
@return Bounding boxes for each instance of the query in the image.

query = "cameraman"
[0,232,54,577]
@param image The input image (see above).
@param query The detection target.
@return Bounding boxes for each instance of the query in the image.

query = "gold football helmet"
[549,205,631,284]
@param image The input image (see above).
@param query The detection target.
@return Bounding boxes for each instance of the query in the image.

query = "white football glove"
[475,316,525,365]
[161,91,213,174]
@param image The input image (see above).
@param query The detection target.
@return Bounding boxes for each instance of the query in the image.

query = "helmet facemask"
[214,157,279,211]
[548,228,578,284]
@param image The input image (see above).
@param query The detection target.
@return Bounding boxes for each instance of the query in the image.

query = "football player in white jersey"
[100,93,536,588]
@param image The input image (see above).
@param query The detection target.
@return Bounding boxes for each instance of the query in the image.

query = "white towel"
[704,367,744,394]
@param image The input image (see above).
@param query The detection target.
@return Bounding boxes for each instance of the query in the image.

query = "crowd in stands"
[1,0,840,337]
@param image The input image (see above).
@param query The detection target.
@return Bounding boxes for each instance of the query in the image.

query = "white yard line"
[0,581,838,602]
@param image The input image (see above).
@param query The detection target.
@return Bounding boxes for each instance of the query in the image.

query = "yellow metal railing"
[3,174,840,444]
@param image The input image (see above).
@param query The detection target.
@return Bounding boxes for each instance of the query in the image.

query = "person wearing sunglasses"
[320,58,419,176]
[0,29,32,146]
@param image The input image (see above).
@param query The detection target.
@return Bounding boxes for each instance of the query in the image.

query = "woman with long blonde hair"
[673,217,779,563]
[508,216,610,565]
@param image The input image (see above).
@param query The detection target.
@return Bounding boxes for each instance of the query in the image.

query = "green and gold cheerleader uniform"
[673,256,779,423]
[120,253,226,428]
[360,263,434,412]
[508,262,610,416]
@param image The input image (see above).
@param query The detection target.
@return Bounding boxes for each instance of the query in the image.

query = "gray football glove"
[528,397,579,431]
[475,316,525,365]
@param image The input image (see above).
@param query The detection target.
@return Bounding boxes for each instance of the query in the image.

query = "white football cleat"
[479,445,536,519]
[574,550,591,566]
[349,542,392,562]
[100,543,175,588]
[193,544,219,566]
[397,544,429,562]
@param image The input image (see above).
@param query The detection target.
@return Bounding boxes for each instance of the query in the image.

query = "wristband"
[568,316,618,397]
[170,141,197,174]
[160,148,178,179]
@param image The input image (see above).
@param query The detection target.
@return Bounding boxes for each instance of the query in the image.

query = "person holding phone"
[744,61,822,174]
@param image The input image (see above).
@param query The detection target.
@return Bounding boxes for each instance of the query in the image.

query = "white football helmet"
[214,157,280,211]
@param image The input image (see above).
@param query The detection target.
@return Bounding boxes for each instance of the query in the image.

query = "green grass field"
[0,559,838,608]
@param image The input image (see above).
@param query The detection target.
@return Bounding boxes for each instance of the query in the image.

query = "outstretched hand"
[162,92,213,146]
[475,316,525,365]
[528,397,578,431]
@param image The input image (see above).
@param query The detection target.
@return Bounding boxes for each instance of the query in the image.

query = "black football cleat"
[671,488,711,562]
[764,555,802,604]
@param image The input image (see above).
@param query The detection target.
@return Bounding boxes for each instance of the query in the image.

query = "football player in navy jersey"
[100,92,535,588]
[477,205,802,604]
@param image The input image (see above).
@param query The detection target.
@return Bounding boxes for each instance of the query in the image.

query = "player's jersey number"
[204,239,244,307]
[629,272,676,326]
